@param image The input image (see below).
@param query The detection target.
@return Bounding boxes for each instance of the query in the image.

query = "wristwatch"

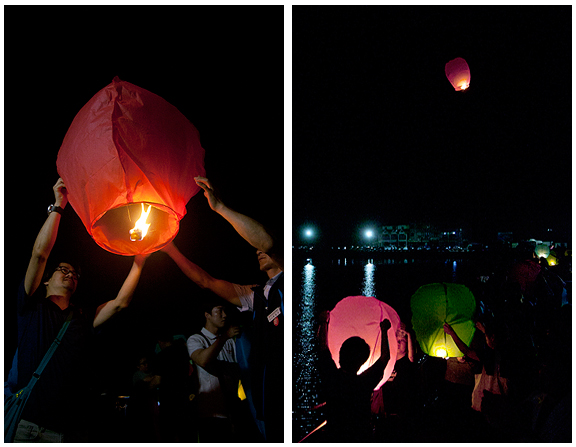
[47,204,64,216]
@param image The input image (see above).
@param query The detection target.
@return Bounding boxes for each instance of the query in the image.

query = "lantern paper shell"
[535,244,550,259]
[445,57,471,91]
[327,296,400,390]
[57,77,205,255]
[410,283,476,358]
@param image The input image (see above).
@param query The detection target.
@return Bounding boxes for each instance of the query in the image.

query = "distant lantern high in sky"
[57,77,206,256]
[445,57,471,91]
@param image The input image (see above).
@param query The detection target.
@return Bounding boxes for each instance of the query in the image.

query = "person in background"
[187,299,241,442]
[130,356,161,442]
[155,333,191,442]
[161,176,283,441]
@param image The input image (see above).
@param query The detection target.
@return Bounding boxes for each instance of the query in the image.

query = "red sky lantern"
[328,296,400,390]
[57,77,205,256]
[445,57,471,91]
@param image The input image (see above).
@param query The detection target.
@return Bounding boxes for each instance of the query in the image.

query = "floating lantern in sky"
[57,77,205,256]
[328,296,400,390]
[411,283,476,358]
[445,57,471,91]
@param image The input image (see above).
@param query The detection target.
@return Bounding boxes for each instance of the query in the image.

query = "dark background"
[293,6,571,247]
[4,6,284,392]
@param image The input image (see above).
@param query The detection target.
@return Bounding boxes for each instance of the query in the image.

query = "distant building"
[377,223,466,249]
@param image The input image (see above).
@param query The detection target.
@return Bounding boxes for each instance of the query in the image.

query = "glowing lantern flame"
[129,204,152,241]
[434,347,448,358]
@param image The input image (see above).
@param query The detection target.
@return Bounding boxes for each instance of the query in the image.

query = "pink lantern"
[328,296,400,390]
[445,57,471,91]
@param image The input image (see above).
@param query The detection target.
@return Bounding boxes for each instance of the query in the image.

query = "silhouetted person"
[372,321,417,441]
[445,320,522,441]
[155,334,191,442]
[317,311,392,442]
[130,356,161,442]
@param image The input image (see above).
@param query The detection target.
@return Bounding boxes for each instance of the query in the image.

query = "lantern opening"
[130,203,152,241]
[92,202,178,255]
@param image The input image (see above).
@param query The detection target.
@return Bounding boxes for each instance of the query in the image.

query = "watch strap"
[48,205,64,216]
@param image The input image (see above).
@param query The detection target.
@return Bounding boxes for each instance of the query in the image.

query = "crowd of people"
[5,177,283,443]
[310,245,571,443]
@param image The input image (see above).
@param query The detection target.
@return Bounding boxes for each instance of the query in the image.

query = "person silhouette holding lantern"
[7,178,150,442]
[160,176,283,442]
[316,311,392,442]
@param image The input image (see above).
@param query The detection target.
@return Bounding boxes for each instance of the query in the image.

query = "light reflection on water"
[362,261,376,297]
[293,260,324,440]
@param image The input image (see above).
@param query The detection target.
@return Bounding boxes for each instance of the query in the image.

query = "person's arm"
[142,374,161,388]
[407,330,415,363]
[315,310,339,378]
[190,326,241,372]
[24,178,68,296]
[194,176,283,270]
[475,321,486,335]
[93,255,148,328]
[161,241,243,307]
[443,323,480,361]
[317,310,330,351]
[377,319,392,365]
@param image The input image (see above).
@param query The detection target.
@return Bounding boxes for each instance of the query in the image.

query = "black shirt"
[12,280,94,432]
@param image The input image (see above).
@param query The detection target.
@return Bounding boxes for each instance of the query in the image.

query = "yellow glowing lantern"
[445,57,471,91]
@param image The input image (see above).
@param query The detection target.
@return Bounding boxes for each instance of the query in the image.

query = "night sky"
[1,2,573,420]
[293,6,571,247]
[4,6,283,389]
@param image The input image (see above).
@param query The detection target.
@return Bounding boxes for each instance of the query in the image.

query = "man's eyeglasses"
[55,266,80,280]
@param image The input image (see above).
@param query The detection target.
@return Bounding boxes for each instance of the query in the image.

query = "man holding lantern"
[161,176,283,442]
[6,178,150,442]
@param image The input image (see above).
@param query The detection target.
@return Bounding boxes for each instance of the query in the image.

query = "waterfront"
[292,250,483,442]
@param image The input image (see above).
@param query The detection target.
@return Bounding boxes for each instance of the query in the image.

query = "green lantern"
[535,244,550,259]
[411,283,476,358]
